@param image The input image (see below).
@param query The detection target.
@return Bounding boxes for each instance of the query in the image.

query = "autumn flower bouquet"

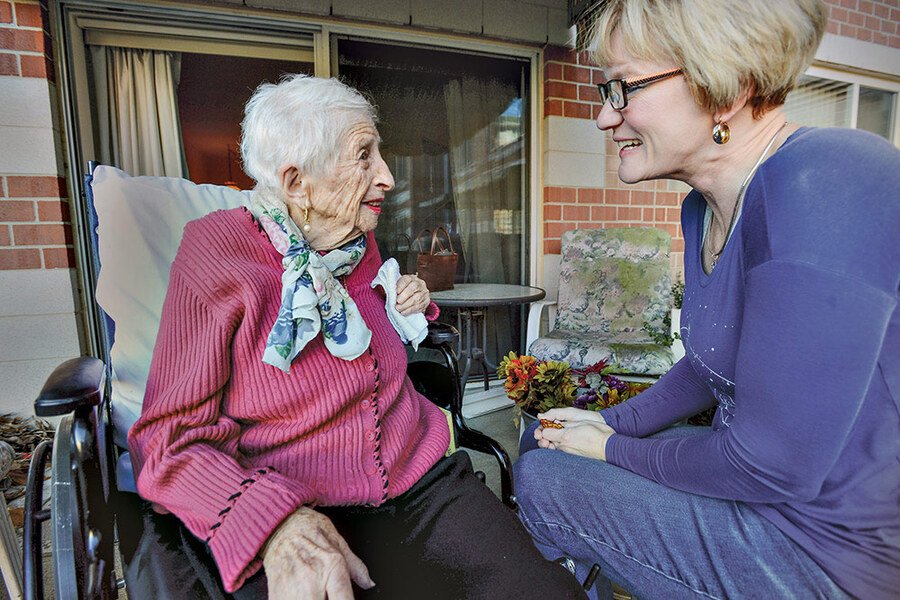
[496,352,577,415]
[497,353,651,416]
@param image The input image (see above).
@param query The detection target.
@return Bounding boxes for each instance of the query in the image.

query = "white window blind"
[784,75,851,129]
[785,74,897,142]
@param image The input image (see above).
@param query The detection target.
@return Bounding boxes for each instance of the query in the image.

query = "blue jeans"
[515,423,849,599]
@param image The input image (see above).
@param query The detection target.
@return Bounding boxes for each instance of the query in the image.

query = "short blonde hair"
[590,0,827,118]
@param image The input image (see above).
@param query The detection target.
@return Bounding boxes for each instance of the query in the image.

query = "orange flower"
[504,367,530,400]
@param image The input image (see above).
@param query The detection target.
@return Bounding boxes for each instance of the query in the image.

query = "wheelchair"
[22,164,516,599]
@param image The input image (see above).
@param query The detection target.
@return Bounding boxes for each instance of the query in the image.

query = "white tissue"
[372,258,429,350]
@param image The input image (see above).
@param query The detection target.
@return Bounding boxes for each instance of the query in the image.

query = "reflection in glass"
[857,86,895,142]
[338,39,531,373]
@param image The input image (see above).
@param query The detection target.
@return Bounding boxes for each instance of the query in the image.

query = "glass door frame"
[50,0,321,357]
[318,22,543,290]
[805,64,900,146]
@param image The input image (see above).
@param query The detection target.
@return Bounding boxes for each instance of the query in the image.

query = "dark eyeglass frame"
[597,68,683,110]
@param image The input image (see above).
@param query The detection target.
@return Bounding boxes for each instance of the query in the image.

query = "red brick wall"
[0,0,53,80]
[542,5,900,274]
[0,1,73,270]
[0,176,74,269]
[542,46,686,271]
[823,0,900,47]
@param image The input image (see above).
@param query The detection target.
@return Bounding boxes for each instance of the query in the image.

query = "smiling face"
[596,30,714,185]
[289,119,395,250]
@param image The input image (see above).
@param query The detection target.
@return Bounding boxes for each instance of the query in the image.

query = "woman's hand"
[396,274,430,316]
[541,407,607,426]
[263,506,374,600]
[535,407,616,461]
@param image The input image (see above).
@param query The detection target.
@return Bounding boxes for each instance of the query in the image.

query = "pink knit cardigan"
[128,208,450,592]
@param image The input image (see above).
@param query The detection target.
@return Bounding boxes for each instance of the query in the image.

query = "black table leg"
[456,309,474,386]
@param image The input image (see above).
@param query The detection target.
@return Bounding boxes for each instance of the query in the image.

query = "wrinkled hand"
[396,274,430,316]
[263,506,374,600]
[535,407,615,461]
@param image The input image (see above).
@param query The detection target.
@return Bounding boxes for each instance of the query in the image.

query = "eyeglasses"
[597,68,683,110]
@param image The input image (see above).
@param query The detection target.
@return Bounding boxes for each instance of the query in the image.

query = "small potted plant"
[642,278,685,361]
[497,353,651,432]
[571,360,652,411]
[497,352,577,429]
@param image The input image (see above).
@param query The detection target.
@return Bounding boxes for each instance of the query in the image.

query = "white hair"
[240,75,377,191]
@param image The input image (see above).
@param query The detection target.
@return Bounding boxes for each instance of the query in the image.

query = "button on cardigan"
[128,208,450,592]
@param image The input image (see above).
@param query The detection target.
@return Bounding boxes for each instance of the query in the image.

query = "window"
[337,38,531,371]
[857,86,895,141]
[784,76,851,129]
[177,53,313,188]
[785,74,897,142]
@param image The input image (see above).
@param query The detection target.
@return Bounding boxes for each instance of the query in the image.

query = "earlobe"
[714,85,755,125]
[711,86,754,144]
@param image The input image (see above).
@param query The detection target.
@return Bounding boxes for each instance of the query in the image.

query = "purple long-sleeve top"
[601,127,900,599]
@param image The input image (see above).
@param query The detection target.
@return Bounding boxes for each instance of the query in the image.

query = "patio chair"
[526,227,675,379]
[22,164,514,600]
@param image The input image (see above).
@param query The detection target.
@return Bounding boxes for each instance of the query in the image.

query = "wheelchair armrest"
[35,356,106,417]
[407,324,516,509]
[420,321,459,349]
[525,299,558,353]
[455,422,516,510]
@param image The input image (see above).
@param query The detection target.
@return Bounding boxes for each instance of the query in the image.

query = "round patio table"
[430,283,545,390]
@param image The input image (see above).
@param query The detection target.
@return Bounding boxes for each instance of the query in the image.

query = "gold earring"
[302,207,311,232]
[712,121,730,145]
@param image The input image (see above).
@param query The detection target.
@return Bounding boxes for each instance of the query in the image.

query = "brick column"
[542,46,686,276]
[1,0,73,269]
[0,0,81,416]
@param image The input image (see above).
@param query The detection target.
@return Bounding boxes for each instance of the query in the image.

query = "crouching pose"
[515,1,900,599]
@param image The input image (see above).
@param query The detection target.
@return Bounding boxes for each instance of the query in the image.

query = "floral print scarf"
[247,190,372,372]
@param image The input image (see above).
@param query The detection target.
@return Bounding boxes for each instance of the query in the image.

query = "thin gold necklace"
[704,121,788,270]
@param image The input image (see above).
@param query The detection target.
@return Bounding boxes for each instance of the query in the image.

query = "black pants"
[121,453,586,599]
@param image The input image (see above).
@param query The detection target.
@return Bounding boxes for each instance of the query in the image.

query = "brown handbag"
[414,226,458,292]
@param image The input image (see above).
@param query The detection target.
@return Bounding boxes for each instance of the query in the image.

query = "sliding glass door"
[54,1,318,355]
[336,38,532,375]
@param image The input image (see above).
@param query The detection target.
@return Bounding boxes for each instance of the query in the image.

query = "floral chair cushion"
[529,329,674,376]
[555,228,672,339]
[531,227,674,376]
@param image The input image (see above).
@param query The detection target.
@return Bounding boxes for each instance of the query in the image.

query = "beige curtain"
[444,77,524,359]
[90,46,188,177]
[444,77,521,284]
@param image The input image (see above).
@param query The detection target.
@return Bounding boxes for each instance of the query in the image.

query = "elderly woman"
[128,75,586,599]
[515,1,899,599]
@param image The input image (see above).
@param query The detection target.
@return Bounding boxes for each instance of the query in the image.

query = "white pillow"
[92,166,250,446]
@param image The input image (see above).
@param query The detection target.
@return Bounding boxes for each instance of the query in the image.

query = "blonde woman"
[516,1,900,599]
